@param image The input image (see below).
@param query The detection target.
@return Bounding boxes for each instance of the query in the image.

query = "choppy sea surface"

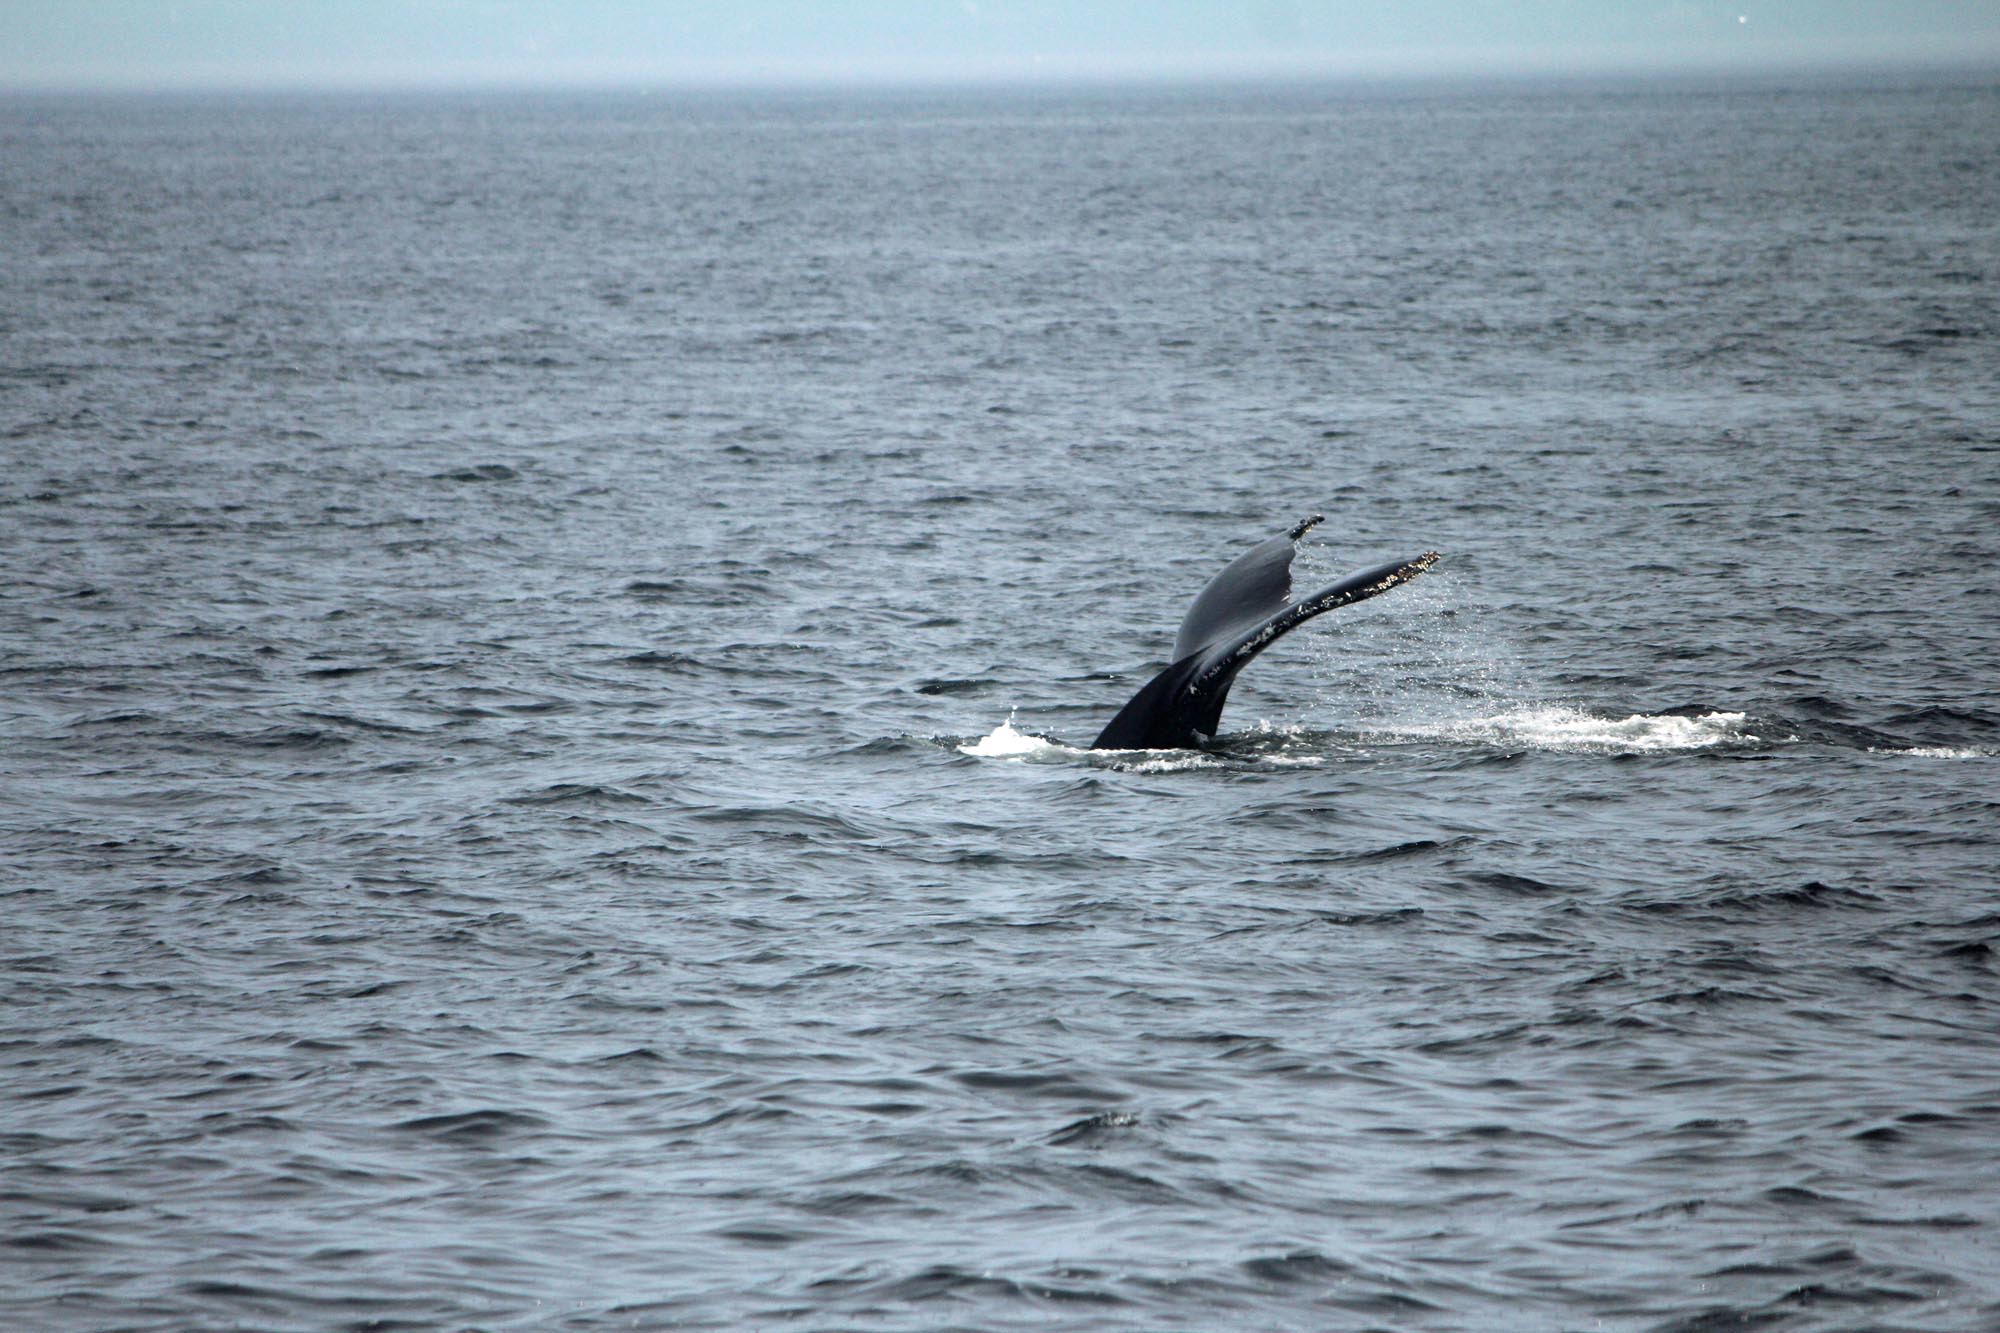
[3,76,1998,1330]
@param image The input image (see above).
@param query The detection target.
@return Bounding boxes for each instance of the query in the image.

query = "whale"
[1092,516,1440,750]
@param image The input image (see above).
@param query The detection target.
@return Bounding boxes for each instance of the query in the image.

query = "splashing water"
[957,717,1059,758]
[1291,554,1762,755]
[1363,705,1757,754]
[1294,552,1532,725]
[958,716,1234,771]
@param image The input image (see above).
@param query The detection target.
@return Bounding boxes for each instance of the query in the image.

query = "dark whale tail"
[1091,516,1440,750]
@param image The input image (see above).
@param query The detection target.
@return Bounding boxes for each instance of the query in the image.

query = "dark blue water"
[4,77,1998,1330]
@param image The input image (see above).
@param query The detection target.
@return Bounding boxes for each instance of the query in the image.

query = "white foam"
[1874,745,1987,759]
[961,705,1766,766]
[959,715,1241,770]
[1103,750,1226,773]
[958,717,1061,758]
[1364,705,1756,754]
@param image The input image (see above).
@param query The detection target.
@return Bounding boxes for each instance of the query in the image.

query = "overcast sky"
[4,1,1998,92]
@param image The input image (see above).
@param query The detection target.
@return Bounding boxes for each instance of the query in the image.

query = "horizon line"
[6,42,1999,99]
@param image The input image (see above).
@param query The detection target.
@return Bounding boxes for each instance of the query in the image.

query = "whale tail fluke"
[1091,519,1439,751]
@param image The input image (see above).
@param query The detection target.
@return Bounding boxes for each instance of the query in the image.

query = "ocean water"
[3,76,1998,1330]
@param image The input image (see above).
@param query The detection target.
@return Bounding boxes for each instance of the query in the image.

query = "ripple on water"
[4,80,1999,1333]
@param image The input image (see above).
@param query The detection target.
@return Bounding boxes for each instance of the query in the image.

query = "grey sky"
[4,1,1998,92]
